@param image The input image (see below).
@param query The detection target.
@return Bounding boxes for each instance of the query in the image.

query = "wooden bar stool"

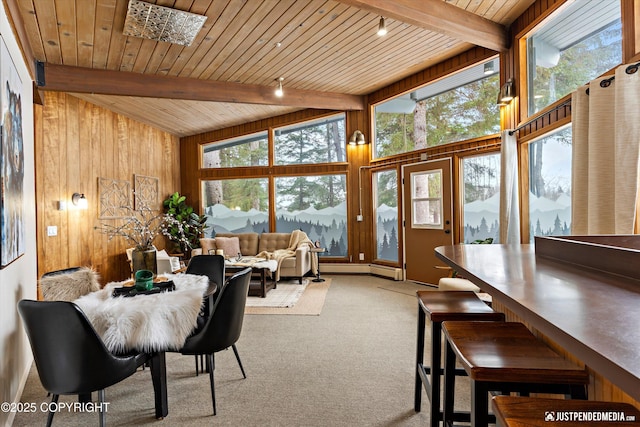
[415,291,504,427]
[492,396,640,426]
[441,321,590,427]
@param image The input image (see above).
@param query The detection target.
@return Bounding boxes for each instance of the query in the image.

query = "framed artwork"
[98,178,132,219]
[134,175,159,210]
[0,37,24,268]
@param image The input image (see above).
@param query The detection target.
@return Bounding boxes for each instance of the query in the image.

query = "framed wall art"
[0,37,24,268]
[98,177,132,219]
[134,174,159,210]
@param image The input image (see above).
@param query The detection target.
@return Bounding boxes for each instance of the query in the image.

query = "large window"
[373,170,399,262]
[275,175,347,257]
[274,114,346,165]
[202,132,268,168]
[528,126,572,240]
[374,59,500,159]
[462,153,500,243]
[201,178,269,235]
[527,0,621,114]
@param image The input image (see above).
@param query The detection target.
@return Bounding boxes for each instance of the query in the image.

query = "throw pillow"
[214,236,241,257]
[199,238,217,254]
[40,267,101,301]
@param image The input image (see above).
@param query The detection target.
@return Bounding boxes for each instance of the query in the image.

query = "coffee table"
[225,257,277,298]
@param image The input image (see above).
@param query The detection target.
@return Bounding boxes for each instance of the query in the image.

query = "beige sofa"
[192,232,313,283]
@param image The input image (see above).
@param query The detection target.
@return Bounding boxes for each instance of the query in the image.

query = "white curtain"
[499,130,521,243]
[571,63,640,234]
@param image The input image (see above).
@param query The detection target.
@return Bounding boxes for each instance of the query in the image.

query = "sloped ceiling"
[7,0,534,137]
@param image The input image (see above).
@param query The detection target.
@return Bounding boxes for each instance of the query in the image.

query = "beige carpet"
[244,278,330,315]
[13,276,456,426]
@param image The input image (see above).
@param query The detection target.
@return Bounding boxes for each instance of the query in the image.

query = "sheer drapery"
[499,130,521,243]
[571,63,640,234]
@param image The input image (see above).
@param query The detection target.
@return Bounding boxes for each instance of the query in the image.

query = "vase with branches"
[95,195,193,274]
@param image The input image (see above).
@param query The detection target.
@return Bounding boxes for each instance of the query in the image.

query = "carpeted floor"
[12,275,471,427]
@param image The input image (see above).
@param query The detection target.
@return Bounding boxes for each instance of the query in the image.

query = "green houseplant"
[163,192,208,256]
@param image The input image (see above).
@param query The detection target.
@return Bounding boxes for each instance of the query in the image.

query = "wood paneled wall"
[35,91,181,285]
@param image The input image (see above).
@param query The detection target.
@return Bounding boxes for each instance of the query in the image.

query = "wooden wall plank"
[35,91,181,285]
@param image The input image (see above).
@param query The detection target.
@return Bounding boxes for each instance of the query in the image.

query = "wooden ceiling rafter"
[37,62,365,110]
[334,0,509,51]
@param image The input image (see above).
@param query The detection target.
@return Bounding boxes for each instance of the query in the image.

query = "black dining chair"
[185,254,227,374]
[17,300,150,427]
[178,267,252,415]
[186,254,226,316]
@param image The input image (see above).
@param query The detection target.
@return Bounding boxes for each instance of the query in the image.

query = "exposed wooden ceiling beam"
[336,0,509,52]
[38,63,365,111]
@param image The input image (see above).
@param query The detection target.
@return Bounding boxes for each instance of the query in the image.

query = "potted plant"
[95,196,191,275]
[163,192,208,257]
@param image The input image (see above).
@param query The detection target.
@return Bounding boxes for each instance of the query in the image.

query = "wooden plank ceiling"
[9,0,533,137]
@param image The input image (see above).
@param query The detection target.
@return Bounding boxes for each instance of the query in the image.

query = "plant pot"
[131,247,157,277]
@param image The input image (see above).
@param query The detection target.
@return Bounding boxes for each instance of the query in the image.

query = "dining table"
[74,273,209,419]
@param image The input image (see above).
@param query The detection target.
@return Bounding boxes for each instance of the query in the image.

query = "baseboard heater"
[369,264,403,280]
[321,263,403,281]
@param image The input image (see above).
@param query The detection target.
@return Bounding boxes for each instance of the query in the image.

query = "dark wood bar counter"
[435,240,640,403]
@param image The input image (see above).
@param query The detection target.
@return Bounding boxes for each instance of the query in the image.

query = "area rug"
[245,278,331,315]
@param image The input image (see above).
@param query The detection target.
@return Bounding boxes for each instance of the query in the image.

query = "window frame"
[273,113,347,166]
[372,167,401,265]
[201,131,269,169]
[518,0,623,120]
[371,58,501,160]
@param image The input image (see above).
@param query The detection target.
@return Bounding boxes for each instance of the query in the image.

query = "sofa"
[192,232,314,283]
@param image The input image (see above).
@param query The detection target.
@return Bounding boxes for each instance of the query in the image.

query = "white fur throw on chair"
[40,267,101,301]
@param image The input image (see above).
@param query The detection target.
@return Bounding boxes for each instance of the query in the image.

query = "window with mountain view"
[201,178,269,235]
[275,175,348,257]
[201,131,268,168]
[373,169,399,262]
[527,0,621,114]
[373,59,500,159]
[274,114,346,165]
[462,153,500,243]
[528,126,572,240]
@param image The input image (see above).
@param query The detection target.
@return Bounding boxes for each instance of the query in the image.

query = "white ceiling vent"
[123,0,207,46]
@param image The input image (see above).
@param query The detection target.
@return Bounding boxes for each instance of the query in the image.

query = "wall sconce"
[349,130,366,146]
[274,77,284,97]
[497,78,515,106]
[72,193,88,209]
[377,17,387,36]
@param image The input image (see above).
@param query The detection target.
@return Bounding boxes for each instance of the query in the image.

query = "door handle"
[444,229,451,234]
